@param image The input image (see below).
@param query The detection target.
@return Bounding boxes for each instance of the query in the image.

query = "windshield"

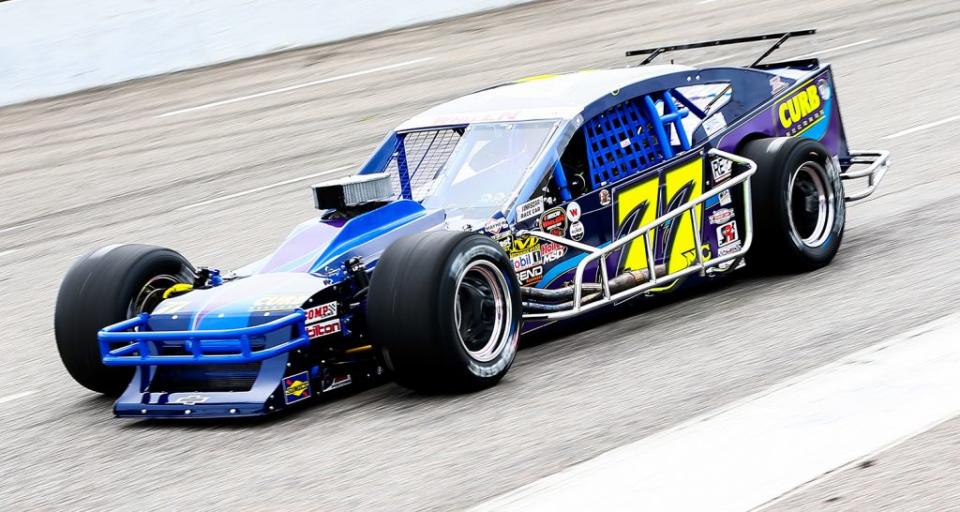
[372,120,557,218]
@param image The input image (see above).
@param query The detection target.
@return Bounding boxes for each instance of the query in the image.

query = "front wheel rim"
[787,160,835,248]
[127,274,181,317]
[454,260,512,363]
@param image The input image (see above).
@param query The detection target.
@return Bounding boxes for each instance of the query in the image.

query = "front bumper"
[99,310,315,418]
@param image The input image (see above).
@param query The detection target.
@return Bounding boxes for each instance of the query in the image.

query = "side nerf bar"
[520,148,757,321]
[98,310,308,366]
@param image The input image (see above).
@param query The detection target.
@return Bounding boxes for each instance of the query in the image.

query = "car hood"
[245,199,446,275]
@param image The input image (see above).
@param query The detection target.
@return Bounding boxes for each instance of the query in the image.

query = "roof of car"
[396,65,694,130]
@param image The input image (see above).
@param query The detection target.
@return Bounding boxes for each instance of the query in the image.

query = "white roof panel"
[397,65,694,130]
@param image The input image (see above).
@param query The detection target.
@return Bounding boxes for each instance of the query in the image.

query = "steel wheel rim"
[787,160,834,248]
[454,260,511,363]
[127,274,181,317]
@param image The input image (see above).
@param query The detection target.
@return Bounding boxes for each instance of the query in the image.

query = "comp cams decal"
[304,301,337,324]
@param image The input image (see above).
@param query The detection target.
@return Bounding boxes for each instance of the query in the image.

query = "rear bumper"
[841,149,890,202]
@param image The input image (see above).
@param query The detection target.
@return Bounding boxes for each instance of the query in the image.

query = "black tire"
[54,244,194,395]
[367,231,522,393]
[740,138,845,273]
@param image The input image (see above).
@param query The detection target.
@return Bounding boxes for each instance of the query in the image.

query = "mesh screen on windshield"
[384,129,462,200]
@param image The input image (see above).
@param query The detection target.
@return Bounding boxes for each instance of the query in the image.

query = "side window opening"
[383,127,464,201]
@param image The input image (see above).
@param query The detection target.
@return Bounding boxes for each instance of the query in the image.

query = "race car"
[54,30,889,418]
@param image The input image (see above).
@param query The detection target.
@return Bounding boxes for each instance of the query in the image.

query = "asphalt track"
[1,0,959,510]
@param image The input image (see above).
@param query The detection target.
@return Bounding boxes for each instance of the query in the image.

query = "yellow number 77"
[613,157,708,284]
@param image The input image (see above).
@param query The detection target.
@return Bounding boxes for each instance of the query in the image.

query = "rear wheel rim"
[787,160,835,248]
[454,260,511,363]
[127,274,181,317]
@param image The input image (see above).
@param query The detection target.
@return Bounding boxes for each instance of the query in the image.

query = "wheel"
[54,244,194,395]
[740,137,845,272]
[367,231,522,393]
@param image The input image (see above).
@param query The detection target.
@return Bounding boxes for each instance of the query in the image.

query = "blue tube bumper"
[99,310,309,366]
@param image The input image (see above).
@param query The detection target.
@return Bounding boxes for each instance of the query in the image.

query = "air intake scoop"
[312,173,394,210]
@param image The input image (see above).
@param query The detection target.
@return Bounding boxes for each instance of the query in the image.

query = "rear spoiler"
[626,29,817,67]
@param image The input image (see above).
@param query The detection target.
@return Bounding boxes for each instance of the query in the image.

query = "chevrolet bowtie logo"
[172,395,209,406]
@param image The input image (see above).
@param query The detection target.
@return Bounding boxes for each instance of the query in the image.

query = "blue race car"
[55,31,889,418]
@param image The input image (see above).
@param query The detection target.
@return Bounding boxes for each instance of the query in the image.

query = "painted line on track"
[786,38,877,60]
[0,249,18,258]
[883,114,960,140]
[475,313,960,512]
[0,391,31,405]
[157,57,435,118]
[177,166,352,211]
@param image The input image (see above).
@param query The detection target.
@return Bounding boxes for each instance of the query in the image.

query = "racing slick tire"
[54,244,194,396]
[367,231,522,393]
[740,137,845,273]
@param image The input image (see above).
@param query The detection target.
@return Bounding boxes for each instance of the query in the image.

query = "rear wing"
[627,30,818,68]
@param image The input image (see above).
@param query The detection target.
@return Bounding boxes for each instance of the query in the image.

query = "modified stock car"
[55,31,889,418]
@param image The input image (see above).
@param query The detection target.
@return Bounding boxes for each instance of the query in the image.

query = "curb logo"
[778,84,824,135]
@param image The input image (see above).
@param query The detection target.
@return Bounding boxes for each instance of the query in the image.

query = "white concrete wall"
[0,0,535,107]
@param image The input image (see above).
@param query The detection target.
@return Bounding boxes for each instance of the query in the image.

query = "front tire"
[367,231,521,393]
[740,138,845,272]
[54,244,194,395]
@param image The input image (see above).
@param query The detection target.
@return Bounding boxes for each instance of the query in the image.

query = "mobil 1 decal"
[613,156,707,283]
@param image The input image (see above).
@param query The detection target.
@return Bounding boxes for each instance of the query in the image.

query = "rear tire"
[54,244,194,395]
[367,231,521,393]
[740,138,845,273]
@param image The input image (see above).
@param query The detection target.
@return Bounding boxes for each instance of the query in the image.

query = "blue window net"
[583,92,690,189]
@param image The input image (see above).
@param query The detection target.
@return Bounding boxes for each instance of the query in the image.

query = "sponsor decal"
[306,318,341,339]
[540,241,567,263]
[718,239,743,256]
[701,113,726,137]
[323,374,353,392]
[282,371,312,404]
[304,301,337,324]
[484,217,508,235]
[252,295,303,311]
[517,197,545,222]
[511,248,542,271]
[710,156,733,183]
[777,83,825,136]
[565,201,582,223]
[494,232,513,251]
[507,235,539,257]
[716,220,740,247]
[718,189,732,206]
[817,78,832,102]
[599,189,612,206]
[708,208,735,225]
[769,75,789,94]
[517,265,543,285]
[171,395,208,406]
[539,207,567,237]
[569,221,584,241]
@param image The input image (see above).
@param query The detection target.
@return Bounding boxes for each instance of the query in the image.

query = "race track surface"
[2,0,959,510]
